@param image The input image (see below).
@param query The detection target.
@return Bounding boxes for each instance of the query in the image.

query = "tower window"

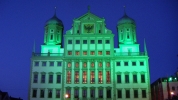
[83,40,87,44]
[68,40,72,44]
[90,40,95,44]
[106,40,110,44]
[127,29,129,31]
[76,40,80,44]
[127,34,129,39]
[98,40,102,44]
[50,29,54,33]
[77,30,79,33]
[120,30,123,32]
[116,62,120,66]
[99,30,101,33]
[140,62,144,66]
[132,62,136,66]
[50,35,53,40]
[124,62,128,66]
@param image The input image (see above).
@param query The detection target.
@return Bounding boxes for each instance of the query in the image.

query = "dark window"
[50,62,54,66]
[116,62,120,66]
[57,62,62,66]
[48,89,52,98]
[77,30,79,33]
[56,90,60,98]
[141,74,145,83]
[98,89,103,98]
[90,40,95,44]
[99,30,101,33]
[57,75,61,83]
[42,62,46,66]
[83,40,87,44]
[124,62,128,66]
[49,75,53,83]
[106,40,110,44]
[106,89,111,98]
[172,86,175,91]
[98,40,102,44]
[34,62,39,66]
[117,75,121,83]
[126,90,130,98]
[142,90,146,98]
[140,62,144,66]
[68,40,72,44]
[132,62,136,66]
[133,75,137,83]
[90,89,95,98]
[33,74,38,83]
[134,90,138,98]
[117,90,122,98]
[74,89,79,98]
[125,75,129,83]
[32,89,37,98]
[40,89,45,98]
[76,40,80,44]
[41,74,45,83]
[82,89,87,98]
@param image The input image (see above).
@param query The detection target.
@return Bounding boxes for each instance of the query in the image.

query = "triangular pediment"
[75,12,103,21]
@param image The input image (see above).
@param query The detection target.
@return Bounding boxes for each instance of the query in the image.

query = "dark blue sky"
[0,0,178,99]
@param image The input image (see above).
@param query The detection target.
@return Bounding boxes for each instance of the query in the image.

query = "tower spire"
[144,38,148,55]
[33,40,36,53]
[88,5,90,13]
[123,5,126,15]
[54,7,57,16]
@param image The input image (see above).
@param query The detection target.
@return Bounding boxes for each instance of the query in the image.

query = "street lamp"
[65,94,69,99]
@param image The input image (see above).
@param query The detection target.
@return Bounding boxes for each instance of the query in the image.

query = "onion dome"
[45,14,63,27]
[117,13,135,25]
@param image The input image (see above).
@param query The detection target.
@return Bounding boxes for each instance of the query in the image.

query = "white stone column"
[95,87,98,99]
[95,60,98,84]
[87,60,90,84]
[103,87,106,100]
[87,87,90,98]
[71,87,74,100]
[79,87,82,99]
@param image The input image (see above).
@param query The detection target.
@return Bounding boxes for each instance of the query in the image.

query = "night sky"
[0,0,178,99]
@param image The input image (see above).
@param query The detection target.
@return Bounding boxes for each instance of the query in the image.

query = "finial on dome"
[54,7,57,16]
[88,5,90,12]
[123,5,126,15]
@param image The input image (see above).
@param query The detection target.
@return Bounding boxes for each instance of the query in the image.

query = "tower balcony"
[32,52,63,57]
[114,52,147,56]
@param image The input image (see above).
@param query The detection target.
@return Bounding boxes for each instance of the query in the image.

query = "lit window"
[126,90,130,98]
[67,62,71,68]
[90,40,95,44]
[106,40,110,44]
[82,71,87,83]
[98,71,103,83]
[56,89,60,98]
[106,51,110,55]
[68,40,72,44]
[83,62,87,68]
[48,89,52,98]
[90,71,95,83]
[42,62,46,66]
[57,62,62,66]
[106,62,110,67]
[98,62,102,67]
[132,62,136,66]
[142,90,146,98]
[32,89,37,98]
[75,71,79,83]
[98,51,102,55]
[116,62,120,66]
[107,89,111,98]
[124,62,128,66]
[33,74,38,83]
[49,62,54,66]
[66,89,71,98]
[76,40,80,44]
[34,61,39,66]
[125,75,129,83]
[117,75,121,83]
[90,51,95,55]
[66,71,71,83]
[140,62,144,66]
[83,51,87,55]
[40,89,45,98]
[57,75,61,83]
[106,71,110,83]
[68,51,72,55]
[141,74,145,83]
[75,51,80,55]
[133,74,137,83]
[41,74,45,83]
[49,74,53,83]
[91,62,95,68]
[134,90,138,98]
[117,89,122,98]
[98,89,103,98]
[83,40,87,44]
[98,40,102,44]
[75,62,79,68]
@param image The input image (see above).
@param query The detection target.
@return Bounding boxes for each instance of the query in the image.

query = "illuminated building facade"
[29,8,151,100]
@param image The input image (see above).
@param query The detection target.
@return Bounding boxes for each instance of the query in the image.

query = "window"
[68,51,72,55]
[82,89,87,98]
[116,62,120,66]
[83,62,87,68]
[106,62,110,67]
[34,61,39,66]
[49,62,54,66]
[32,89,37,98]
[75,62,79,68]
[50,29,54,33]
[67,71,71,83]
[98,71,103,83]
[127,29,129,31]
[106,51,110,55]
[76,40,80,44]
[91,62,95,68]
[106,71,110,83]
[98,62,102,67]
[98,40,102,44]
[48,89,52,98]
[90,71,95,83]
[99,30,101,33]
[90,89,95,98]
[68,40,72,44]
[117,75,121,83]
[106,40,110,44]
[98,51,102,55]
[134,90,138,98]
[172,86,175,91]
[142,90,146,98]
[125,75,129,83]
[57,75,61,83]
[66,89,71,98]
[56,89,60,98]
[117,89,122,98]
[74,89,79,98]
[90,40,95,44]
[126,90,130,98]
[67,62,71,68]
[40,89,45,98]
[124,62,128,66]
[98,89,103,98]
[75,71,79,83]
[83,51,87,55]
[132,62,136,66]
[75,51,80,55]
[106,89,111,98]
[83,40,87,44]
[133,74,137,83]
[141,74,145,83]
[90,51,95,55]
[41,74,45,83]
[57,62,62,66]
[50,35,53,40]
[33,74,38,83]
[77,30,79,33]
[49,74,53,83]
[140,61,144,66]
[83,71,87,83]
[42,62,46,66]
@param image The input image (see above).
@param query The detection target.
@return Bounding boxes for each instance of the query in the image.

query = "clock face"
[83,24,94,33]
